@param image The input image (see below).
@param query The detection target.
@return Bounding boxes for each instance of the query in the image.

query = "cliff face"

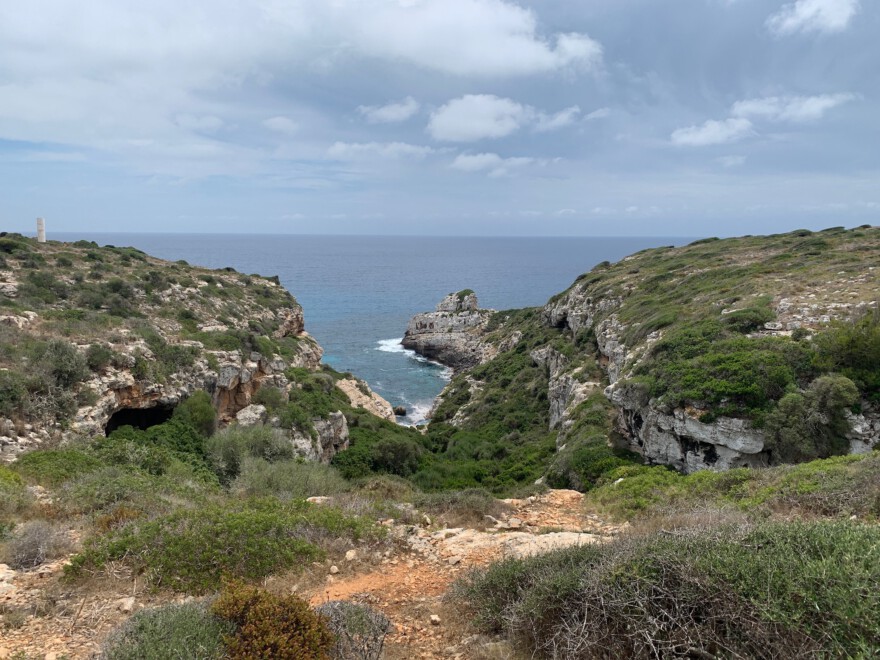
[401,291,495,369]
[0,234,388,463]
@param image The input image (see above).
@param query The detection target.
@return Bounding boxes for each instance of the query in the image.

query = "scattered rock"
[393,405,407,416]
[329,565,340,575]
[429,614,441,626]
[116,597,136,614]
[345,550,357,562]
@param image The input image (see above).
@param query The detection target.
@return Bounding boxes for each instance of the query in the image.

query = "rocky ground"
[0,490,621,659]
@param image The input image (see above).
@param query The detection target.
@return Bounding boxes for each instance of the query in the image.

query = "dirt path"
[306,490,623,659]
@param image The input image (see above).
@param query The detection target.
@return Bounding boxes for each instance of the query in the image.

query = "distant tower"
[36,217,46,243]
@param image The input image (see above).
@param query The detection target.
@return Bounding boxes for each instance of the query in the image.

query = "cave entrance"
[105,405,175,436]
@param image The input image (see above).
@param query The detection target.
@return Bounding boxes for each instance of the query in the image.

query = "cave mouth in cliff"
[105,405,175,436]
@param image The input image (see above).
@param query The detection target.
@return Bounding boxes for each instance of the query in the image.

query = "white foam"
[403,400,434,426]
[376,338,408,354]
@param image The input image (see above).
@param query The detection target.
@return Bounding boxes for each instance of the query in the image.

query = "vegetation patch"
[455,519,880,659]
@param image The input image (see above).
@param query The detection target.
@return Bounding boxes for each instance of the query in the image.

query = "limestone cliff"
[402,291,495,369]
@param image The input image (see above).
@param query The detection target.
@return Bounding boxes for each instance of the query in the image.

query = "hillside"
[398,226,879,494]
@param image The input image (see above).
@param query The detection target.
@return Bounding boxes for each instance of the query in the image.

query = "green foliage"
[212,583,334,660]
[110,418,209,466]
[721,299,775,333]
[587,453,880,521]
[232,458,350,500]
[332,413,425,480]
[85,343,113,371]
[455,520,880,658]
[31,339,90,389]
[253,386,287,412]
[0,371,26,418]
[173,391,217,437]
[813,310,880,400]
[68,499,377,592]
[764,375,860,462]
[13,449,104,487]
[206,425,295,485]
[100,602,231,660]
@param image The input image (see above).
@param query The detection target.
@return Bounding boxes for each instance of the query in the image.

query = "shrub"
[232,458,350,500]
[173,391,217,437]
[32,339,89,389]
[206,425,295,485]
[413,488,511,527]
[315,600,390,660]
[68,499,376,592]
[13,449,104,486]
[253,386,287,412]
[813,310,880,400]
[100,602,231,660]
[764,375,860,462]
[455,520,880,659]
[86,343,114,371]
[0,371,27,418]
[212,583,334,660]
[2,520,71,569]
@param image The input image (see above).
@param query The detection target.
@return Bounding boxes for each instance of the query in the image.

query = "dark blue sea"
[54,234,689,423]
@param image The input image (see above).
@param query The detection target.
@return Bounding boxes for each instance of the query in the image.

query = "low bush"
[206,425,295,485]
[12,449,104,487]
[315,600,390,660]
[413,488,511,527]
[212,583,334,660]
[455,520,880,658]
[173,390,217,437]
[100,601,231,660]
[232,458,350,500]
[2,520,71,569]
[67,499,377,592]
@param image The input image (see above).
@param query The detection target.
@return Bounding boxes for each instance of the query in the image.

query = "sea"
[53,234,690,424]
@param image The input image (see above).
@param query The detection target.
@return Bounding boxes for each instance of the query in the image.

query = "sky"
[1,0,878,237]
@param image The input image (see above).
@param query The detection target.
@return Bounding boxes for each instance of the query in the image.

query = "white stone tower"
[36,217,46,243]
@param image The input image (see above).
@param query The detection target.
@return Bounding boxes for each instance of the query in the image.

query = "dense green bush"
[813,309,880,400]
[13,449,104,486]
[85,343,114,371]
[212,583,334,660]
[173,390,217,437]
[0,371,26,418]
[100,602,231,660]
[455,520,880,658]
[764,375,860,462]
[67,499,376,592]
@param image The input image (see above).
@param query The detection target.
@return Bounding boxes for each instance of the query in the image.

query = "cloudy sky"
[1,0,878,236]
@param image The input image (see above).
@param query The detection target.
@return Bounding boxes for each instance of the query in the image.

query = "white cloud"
[450,152,533,177]
[428,95,533,142]
[535,106,581,132]
[357,97,420,123]
[349,1,602,76]
[766,0,860,36]
[671,118,754,147]
[263,116,300,136]
[328,141,436,160]
[556,208,577,215]
[717,155,747,167]
[584,107,611,121]
[731,93,855,122]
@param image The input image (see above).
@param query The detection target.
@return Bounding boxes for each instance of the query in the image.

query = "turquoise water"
[54,234,688,423]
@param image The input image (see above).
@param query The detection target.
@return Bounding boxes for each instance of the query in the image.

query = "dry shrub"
[315,600,390,660]
[212,582,334,659]
[2,520,71,569]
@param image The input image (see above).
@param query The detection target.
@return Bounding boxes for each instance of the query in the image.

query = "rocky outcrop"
[402,292,494,370]
[530,347,600,435]
[335,377,395,421]
[291,411,350,462]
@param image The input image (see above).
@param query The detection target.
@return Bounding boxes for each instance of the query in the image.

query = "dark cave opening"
[105,405,175,435]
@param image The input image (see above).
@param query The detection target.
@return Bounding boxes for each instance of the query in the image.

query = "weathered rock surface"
[530,347,600,433]
[291,411,350,462]
[335,377,395,421]
[402,292,495,370]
